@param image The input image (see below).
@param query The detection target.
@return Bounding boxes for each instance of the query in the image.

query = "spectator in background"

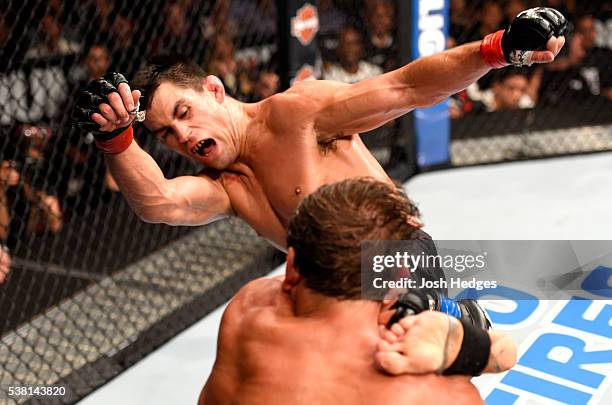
[323,26,382,83]
[540,14,612,103]
[150,3,205,60]
[108,14,138,77]
[26,14,81,59]
[503,0,527,26]
[449,0,473,48]
[1,159,20,241]
[70,45,111,85]
[10,125,63,237]
[202,0,237,41]
[248,70,280,102]
[364,0,397,72]
[317,0,349,63]
[230,0,277,44]
[461,1,505,44]
[64,45,119,202]
[452,68,536,117]
[207,33,252,99]
[0,244,9,284]
[82,0,114,46]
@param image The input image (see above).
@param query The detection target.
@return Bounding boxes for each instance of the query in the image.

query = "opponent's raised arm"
[313,7,567,139]
[72,73,231,226]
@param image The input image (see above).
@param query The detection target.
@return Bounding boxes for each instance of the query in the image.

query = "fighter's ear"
[204,75,225,103]
[282,247,302,292]
[378,298,398,326]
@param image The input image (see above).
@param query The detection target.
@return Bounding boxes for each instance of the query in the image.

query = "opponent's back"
[200,278,483,405]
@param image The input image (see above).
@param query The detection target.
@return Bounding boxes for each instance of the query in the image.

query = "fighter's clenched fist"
[72,72,141,154]
[481,7,568,67]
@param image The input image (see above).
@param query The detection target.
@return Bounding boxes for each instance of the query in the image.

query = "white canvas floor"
[79,153,612,405]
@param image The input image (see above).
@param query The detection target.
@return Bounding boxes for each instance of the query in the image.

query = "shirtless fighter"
[71,7,567,249]
[199,178,517,405]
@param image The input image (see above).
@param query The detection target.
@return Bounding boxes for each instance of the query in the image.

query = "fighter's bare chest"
[218,135,389,243]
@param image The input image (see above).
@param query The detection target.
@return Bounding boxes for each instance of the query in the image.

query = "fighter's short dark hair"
[132,54,207,110]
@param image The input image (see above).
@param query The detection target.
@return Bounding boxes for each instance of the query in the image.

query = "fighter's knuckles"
[104,72,129,88]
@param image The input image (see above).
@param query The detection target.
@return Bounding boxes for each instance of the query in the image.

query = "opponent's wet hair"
[287,177,421,300]
[132,54,207,110]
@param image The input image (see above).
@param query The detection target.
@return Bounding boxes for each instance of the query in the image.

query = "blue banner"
[411,0,450,167]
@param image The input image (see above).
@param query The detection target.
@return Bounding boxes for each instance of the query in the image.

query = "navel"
[295,187,302,195]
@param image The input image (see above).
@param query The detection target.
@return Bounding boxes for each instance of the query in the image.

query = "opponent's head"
[132,55,235,169]
[285,178,421,300]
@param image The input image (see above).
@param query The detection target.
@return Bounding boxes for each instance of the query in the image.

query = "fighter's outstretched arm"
[312,8,566,141]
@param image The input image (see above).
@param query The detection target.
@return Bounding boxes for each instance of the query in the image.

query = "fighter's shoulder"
[267,80,347,113]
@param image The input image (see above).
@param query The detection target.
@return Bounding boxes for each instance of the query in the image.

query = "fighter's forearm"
[398,42,490,108]
[104,140,175,222]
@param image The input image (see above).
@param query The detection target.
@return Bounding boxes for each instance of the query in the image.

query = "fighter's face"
[145,81,236,169]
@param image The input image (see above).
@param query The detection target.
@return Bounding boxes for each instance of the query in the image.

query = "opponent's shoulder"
[221,277,283,331]
[231,276,283,311]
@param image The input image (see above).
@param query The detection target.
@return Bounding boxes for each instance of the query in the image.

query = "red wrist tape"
[95,126,134,154]
[480,30,508,69]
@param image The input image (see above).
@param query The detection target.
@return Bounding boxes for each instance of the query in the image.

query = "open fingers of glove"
[131,89,141,108]
[91,112,110,130]
[547,36,565,56]
[107,92,129,123]
[117,82,135,112]
[530,49,555,64]
[98,102,119,124]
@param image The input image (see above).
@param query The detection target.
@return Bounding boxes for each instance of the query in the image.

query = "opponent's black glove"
[386,289,491,331]
[72,72,130,138]
[481,7,568,67]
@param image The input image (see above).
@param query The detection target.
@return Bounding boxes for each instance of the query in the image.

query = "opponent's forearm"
[104,140,175,222]
[484,331,517,373]
[398,42,490,108]
[444,318,517,374]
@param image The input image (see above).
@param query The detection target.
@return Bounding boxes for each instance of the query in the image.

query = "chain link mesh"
[0,0,281,403]
[448,0,612,165]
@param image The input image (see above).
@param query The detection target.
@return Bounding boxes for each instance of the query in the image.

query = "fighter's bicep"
[312,73,414,138]
[162,174,232,225]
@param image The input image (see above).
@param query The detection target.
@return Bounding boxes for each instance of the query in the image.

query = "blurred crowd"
[0,0,611,277]
[449,0,612,117]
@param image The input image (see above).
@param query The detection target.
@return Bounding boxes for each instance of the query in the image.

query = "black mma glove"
[72,72,135,154]
[481,7,568,67]
[386,289,491,331]
[386,290,493,376]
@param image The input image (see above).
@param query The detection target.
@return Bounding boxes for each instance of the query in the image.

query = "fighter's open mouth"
[191,139,216,156]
